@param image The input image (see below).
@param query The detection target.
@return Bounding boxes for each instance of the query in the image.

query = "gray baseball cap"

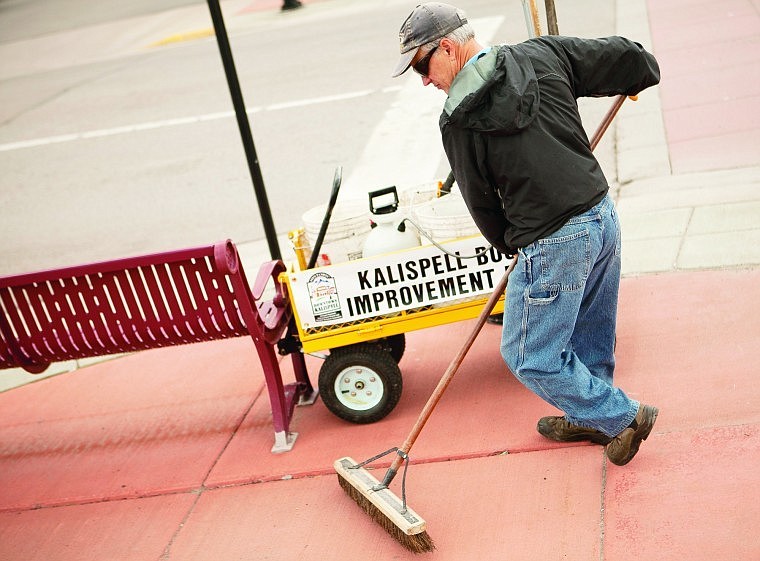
[391,3,468,77]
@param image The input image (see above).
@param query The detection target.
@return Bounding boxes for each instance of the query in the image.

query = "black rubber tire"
[372,333,406,363]
[319,343,403,424]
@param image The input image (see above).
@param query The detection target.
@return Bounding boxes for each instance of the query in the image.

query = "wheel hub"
[335,367,384,411]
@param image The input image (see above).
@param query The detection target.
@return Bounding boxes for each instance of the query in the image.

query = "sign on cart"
[288,236,510,328]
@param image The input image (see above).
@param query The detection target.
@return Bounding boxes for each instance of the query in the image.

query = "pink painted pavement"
[1,268,758,560]
[646,0,760,174]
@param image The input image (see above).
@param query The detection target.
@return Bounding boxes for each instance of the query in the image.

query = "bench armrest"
[252,260,287,304]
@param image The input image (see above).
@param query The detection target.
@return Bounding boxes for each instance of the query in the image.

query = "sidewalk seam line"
[159,492,203,561]
[676,207,696,267]
[200,383,265,488]
[159,383,265,559]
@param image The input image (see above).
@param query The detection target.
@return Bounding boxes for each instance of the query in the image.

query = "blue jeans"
[500,196,638,437]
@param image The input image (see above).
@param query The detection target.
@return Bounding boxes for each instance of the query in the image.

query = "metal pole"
[207,0,281,260]
[520,0,537,38]
[544,0,559,35]
[521,0,542,37]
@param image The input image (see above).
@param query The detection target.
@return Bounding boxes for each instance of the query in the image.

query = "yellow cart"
[280,231,509,425]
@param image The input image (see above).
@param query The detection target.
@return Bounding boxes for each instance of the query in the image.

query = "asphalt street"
[0,0,201,42]
[1,0,622,275]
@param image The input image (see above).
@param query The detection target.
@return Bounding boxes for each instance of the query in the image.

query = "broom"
[335,258,516,553]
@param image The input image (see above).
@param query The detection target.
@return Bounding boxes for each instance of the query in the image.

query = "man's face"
[411,40,457,93]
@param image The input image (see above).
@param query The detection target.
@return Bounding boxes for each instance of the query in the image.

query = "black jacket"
[440,36,660,255]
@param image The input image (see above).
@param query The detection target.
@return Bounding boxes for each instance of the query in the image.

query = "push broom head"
[334,457,435,553]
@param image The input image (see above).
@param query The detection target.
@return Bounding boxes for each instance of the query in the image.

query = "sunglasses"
[412,45,439,77]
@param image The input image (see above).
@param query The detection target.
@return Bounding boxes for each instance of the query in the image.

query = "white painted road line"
[0,87,400,153]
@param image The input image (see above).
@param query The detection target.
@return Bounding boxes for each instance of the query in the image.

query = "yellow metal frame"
[280,271,504,354]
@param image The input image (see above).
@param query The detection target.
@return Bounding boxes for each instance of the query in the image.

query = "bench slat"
[1,287,53,371]
[195,256,240,335]
[153,263,194,341]
[65,277,99,355]
[0,328,13,368]
[183,259,216,339]
[164,263,199,334]
[87,272,125,349]
[128,266,166,344]
[31,281,87,357]
[110,269,149,349]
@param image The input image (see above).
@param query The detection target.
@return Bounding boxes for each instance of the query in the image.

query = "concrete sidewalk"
[0,268,757,560]
[0,0,758,559]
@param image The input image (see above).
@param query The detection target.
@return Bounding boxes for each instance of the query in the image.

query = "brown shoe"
[281,0,302,10]
[537,416,612,445]
[605,404,659,466]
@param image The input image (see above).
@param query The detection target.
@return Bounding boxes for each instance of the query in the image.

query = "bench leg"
[254,341,299,452]
[272,430,298,453]
[291,352,318,406]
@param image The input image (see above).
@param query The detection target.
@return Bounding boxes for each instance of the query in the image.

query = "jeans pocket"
[527,283,560,304]
[536,228,591,292]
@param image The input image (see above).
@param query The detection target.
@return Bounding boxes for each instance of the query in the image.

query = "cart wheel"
[373,333,406,363]
[319,344,402,424]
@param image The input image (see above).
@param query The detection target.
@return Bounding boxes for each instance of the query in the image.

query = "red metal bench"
[0,240,316,453]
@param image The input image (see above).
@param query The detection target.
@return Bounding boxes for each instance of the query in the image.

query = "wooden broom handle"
[388,258,517,474]
[590,95,637,150]
[538,0,632,153]
[528,0,542,37]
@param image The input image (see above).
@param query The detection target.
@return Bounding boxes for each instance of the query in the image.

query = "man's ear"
[439,37,454,55]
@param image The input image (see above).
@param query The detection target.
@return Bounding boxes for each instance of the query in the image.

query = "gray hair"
[419,23,476,55]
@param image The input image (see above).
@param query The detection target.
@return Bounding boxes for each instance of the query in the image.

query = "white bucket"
[302,199,371,264]
[399,183,439,214]
[413,193,480,242]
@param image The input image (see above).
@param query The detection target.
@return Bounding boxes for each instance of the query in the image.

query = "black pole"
[207,0,281,260]
[544,0,559,35]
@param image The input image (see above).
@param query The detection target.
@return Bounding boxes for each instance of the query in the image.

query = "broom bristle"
[337,473,436,554]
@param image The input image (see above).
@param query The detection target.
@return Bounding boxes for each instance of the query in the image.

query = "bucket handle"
[368,186,399,215]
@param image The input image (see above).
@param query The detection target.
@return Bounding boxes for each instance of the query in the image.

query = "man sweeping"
[392,3,660,466]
